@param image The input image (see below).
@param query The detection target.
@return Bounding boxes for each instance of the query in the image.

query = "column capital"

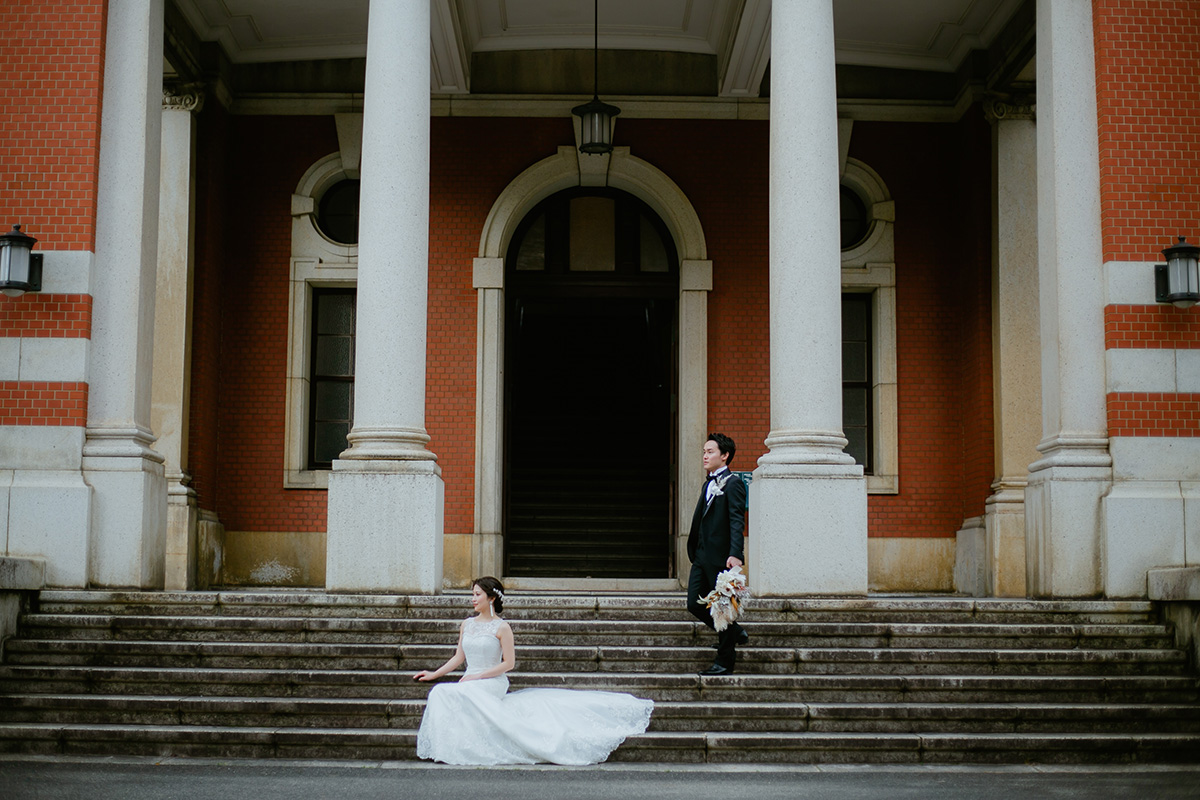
[984,97,1036,124]
[162,84,205,114]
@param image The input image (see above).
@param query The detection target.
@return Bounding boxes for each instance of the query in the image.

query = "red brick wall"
[1094,0,1200,440]
[0,0,105,250]
[186,100,230,512]
[209,115,338,532]
[0,381,87,425]
[0,2,103,429]
[200,115,993,541]
[0,294,91,337]
[1094,0,1200,262]
[619,119,771,473]
[953,112,997,523]
[851,120,994,537]
[1108,392,1200,436]
[1106,304,1200,348]
[429,117,573,536]
[626,117,992,538]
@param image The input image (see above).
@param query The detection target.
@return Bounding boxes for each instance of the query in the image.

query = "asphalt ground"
[2,757,1199,800]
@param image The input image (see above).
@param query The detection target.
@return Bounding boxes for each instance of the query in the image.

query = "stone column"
[750,0,868,596]
[82,0,167,588]
[326,0,444,593]
[1026,0,1112,597]
[154,86,203,590]
[968,101,1041,598]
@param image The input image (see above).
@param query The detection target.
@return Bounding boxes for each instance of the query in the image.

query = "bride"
[413,576,654,765]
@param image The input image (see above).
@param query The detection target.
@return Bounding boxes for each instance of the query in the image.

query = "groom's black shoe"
[700,662,735,676]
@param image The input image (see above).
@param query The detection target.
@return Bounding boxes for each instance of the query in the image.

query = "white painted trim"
[840,158,898,495]
[284,155,359,490]
[27,250,93,295]
[1104,260,1159,306]
[473,145,710,581]
[1179,351,1200,393]
[1105,348,1177,394]
[16,338,89,383]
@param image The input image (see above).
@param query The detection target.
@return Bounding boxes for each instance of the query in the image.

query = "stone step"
[4,639,1186,676]
[16,614,1176,650]
[1,666,1195,703]
[31,591,1160,625]
[4,694,1199,734]
[2,722,1197,764]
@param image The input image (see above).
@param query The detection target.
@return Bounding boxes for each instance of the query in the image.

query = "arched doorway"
[503,188,678,577]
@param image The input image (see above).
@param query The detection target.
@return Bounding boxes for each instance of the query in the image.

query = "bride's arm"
[413,620,467,681]
[459,621,515,681]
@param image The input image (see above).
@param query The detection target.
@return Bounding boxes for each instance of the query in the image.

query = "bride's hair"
[473,576,505,613]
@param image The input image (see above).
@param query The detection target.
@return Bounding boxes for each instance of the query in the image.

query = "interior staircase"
[1,590,1198,763]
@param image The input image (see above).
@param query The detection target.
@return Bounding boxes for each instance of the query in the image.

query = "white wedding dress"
[416,616,654,765]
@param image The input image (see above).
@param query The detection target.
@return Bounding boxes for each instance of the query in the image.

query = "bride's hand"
[414,670,435,681]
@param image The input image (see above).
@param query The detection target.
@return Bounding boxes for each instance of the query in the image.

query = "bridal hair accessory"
[699,566,750,632]
[493,589,504,599]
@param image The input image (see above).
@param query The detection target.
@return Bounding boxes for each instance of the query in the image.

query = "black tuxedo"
[686,469,747,668]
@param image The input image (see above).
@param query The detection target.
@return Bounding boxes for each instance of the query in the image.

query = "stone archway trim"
[465,146,710,585]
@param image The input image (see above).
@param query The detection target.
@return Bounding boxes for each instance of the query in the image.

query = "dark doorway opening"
[503,189,678,578]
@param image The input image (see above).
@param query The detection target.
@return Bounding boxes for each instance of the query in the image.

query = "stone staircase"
[1,590,1198,763]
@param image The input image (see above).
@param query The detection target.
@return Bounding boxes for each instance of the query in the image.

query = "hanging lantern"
[572,0,620,155]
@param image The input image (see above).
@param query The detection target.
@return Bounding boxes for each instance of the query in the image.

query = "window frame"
[306,287,356,471]
[841,157,898,494]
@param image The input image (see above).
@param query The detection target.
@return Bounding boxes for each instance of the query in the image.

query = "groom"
[686,432,748,676]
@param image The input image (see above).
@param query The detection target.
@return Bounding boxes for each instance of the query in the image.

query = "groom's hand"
[726,556,743,569]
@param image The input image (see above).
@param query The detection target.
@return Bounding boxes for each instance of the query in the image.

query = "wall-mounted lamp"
[0,225,43,298]
[572,0,620,155]
[1155,236,1199,309]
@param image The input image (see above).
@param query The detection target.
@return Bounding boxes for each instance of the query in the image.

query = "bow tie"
[706,473,719,483]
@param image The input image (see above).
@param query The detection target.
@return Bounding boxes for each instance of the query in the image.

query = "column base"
[1103,481,1185,598]
[326,461,444,593]
[164,475,198,590]
[1025,460,1110,598]
[81,456,167,589]
[4,470,92,588]
[196,509,225,589]
[954,517,987,597]
[981,481,1029,597]
[749,464,867,596]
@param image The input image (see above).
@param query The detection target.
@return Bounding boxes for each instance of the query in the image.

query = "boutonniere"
[709,473,731,498]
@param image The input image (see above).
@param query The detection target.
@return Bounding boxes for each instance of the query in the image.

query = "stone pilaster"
[750,0,868,596]
[155,85,203,590]
[971,100,1039,597]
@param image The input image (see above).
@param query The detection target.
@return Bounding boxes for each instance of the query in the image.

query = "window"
[316,180,360,245]
[840,157,897,493]
[308,288,356,469]
[840,185,869,250]
[507,189,678,281]
[842,293,873,472]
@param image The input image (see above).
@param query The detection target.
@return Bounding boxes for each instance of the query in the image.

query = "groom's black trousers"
[687,560,745,668]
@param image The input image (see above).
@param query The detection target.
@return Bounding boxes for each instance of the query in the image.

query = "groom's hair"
[708,432,736,467]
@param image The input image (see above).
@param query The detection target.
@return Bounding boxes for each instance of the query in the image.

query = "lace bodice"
[462,615,504,676]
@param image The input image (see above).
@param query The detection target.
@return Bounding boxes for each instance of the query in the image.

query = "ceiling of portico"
[170,0,1030,98]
